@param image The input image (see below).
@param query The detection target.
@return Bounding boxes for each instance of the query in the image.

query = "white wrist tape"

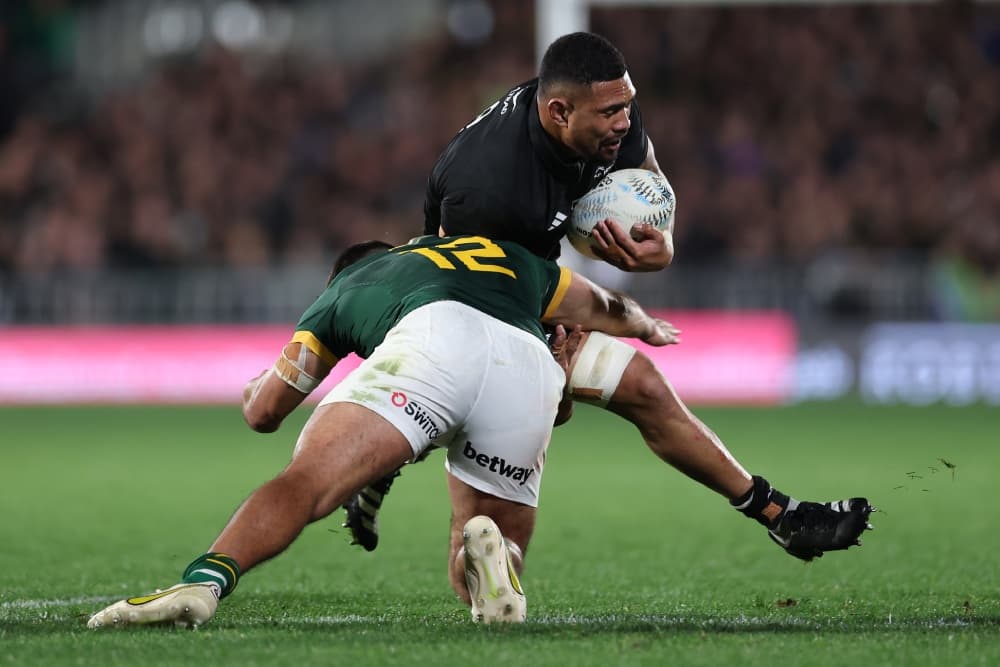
[273,344,322,394]
[568,332,636,407]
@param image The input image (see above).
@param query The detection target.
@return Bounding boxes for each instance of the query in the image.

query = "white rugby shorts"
[317,300,564,507]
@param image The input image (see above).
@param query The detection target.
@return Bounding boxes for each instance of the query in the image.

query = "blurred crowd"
[0,1,998,316]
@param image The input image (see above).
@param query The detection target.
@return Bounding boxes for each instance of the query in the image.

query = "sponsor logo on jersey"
[593,164,614,182]
[391,391,440,438]
[547,211,568,231]
[463,441,534,486]
[500,86,525,116]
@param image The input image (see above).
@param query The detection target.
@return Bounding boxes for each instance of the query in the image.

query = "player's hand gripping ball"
[568,169,676,259]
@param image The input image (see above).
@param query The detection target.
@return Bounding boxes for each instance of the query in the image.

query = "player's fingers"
[591,220,615,250]
[561,326,585,377]
[550,324,567,351]
[660,320,681,337]
[589,229,627,266]
[590,245,611,262]
[659,320,681,344]
[591,224,640,270]
[551,324,584,380]
[630,222,661,242]
[594,219,629,249]
[564,324,584,357]
[550,324,581,376]
[602,218,638,251]
[648,321,680,346]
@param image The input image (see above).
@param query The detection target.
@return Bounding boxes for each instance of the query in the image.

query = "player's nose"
[612,111,630,133]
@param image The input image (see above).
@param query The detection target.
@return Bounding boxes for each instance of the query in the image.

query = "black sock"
[731,475,793,529]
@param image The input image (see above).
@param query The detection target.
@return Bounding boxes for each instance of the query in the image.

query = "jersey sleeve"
[423,175,443,235]
[541,266,573,321]
[294,292,347,361]
[290,330,339,366]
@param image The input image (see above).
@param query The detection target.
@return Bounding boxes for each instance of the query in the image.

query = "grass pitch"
[1,402,998,666]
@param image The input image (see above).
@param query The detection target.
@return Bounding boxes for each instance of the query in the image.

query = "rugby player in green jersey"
[87,235,678,628]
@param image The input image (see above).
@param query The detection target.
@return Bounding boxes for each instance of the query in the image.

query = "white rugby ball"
[568,169,676,259]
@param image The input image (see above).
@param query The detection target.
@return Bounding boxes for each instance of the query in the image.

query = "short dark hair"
[328,240,393,286]
[539,32,627,92]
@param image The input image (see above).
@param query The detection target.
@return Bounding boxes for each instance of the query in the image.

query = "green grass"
[1,402,998,666]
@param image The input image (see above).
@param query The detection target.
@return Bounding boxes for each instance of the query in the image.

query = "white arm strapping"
[273,344,322,394]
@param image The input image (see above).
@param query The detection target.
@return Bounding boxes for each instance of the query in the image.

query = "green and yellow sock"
[181,552,241,599]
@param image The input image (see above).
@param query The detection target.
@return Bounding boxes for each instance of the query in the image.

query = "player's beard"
[596,137,622,164]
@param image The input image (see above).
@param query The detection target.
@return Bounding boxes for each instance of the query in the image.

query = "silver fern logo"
[626,173,673,209]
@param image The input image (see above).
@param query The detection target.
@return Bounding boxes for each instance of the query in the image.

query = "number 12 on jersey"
[400,237,517,279]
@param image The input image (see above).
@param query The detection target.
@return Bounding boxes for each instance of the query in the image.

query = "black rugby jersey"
[423,78,649,260]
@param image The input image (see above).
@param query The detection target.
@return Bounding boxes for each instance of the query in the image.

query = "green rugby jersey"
[292,235,571,363]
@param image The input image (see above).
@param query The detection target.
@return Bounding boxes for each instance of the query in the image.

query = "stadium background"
[1,0,998,405]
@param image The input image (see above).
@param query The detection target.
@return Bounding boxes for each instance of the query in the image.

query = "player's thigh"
[608,345,690,421]
[291,402,414,513]
[445,322,563,508]
[447,472,537,558]
[566,331,638,406]
[567,331,684,416]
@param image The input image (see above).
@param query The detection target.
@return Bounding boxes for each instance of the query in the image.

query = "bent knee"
[610,353,684,417]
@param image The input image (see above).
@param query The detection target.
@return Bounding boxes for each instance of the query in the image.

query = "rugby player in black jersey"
[346,32,874,563]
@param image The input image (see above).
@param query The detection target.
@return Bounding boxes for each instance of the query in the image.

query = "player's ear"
[546,97,572,128]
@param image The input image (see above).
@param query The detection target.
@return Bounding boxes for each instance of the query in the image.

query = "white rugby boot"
[87,583,218,629]
[462,515,526,624]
